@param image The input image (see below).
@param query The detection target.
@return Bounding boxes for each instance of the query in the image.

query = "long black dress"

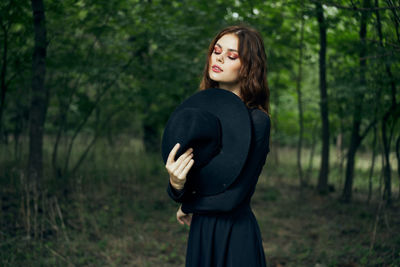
[167,107,271,267]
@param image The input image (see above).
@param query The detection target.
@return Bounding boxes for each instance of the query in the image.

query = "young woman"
[165,25,271,267]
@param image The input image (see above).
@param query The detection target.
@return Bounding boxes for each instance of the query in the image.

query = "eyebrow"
[215,43,238,53]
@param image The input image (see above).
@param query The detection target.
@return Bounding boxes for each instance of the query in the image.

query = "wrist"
[170,177,184,190]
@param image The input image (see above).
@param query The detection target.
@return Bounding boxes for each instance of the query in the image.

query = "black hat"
[161,88,251,196]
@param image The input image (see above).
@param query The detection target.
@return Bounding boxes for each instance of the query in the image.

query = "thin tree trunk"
[306,120,318,184]
[336,132,344,190]
[342,135,361,202]
[382,112,392,206]
[368,125,377,203]
[296,0,306,187]
[27,0,47,239]
[315,2,330,194]
[395,135,400,199]
[337,104,346,191]
[341,0,371,203]
[51,112,64,178]
[0,1,12,140]
[367,14,384,202]
[379,136,384,199]
[0,24,8,137]
[376,0,398,206]
[271,73,281,167]
[28,0,48,186]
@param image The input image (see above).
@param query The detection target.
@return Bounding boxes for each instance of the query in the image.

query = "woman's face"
[208,34,241,92]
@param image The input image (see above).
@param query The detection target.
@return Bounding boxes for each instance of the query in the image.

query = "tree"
[26,0,48,239]
[296,0,306,187]
[341,0,374,203]
[375,0,399,206]
[28,0,48,186]
[315,1,330,194]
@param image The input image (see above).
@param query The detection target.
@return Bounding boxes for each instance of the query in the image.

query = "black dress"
[167,107,271,267]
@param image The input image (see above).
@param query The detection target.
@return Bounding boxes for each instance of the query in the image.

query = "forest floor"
[1,145,399,266]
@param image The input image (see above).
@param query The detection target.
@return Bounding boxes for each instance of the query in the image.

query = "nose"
[216,54,224,63]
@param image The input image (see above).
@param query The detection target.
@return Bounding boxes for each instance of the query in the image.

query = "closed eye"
[213,46,222,54]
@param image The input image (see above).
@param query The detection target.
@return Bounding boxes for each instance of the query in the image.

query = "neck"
[218,82,241,99]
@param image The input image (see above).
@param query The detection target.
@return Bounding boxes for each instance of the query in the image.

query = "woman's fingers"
[184,215,192,226]
[174,147,193,167]
[180,159,194,179]
[167,147,193,173]
[177,214,185,225]
[175,153,193,175]
[177,213,191,226]
[177,206,187,225]
[166,145,194,190]
[166,144,193,172]
[182,214,192,226]
[166,143,180,165]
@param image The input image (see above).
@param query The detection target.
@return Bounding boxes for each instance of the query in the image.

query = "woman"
[165,25,271,267]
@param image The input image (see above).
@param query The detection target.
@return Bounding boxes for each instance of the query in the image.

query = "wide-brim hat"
[161,88,251,196]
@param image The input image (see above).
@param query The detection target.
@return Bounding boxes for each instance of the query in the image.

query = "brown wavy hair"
[199,25,270,116]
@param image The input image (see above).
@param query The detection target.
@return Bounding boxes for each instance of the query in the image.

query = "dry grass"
[1,139,399,266]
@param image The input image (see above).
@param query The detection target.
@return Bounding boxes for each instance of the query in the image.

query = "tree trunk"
[270,73,281,167]
[341,0,371,203]
[368,124,377,203]
[28,0,48,186]
[396,135,400,199]
[381,112,392,205]
[306,120,318,185]
[336,132,344,190]
[315,2,330,194]
[375,0,398,206]
[336,103,345,191]
[296,0,305,187]
[26,0,48,239]
[0,22,9,139]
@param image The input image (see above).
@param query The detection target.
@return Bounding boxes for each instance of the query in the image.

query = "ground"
[1,145,399,266]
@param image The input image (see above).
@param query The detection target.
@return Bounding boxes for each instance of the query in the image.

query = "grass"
[0,137,399,266]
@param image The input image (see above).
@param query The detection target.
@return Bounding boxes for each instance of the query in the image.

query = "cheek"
[230,61,241,75]
[235,62,241,72]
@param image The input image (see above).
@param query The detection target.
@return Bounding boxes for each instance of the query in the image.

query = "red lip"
[212,65,223,73]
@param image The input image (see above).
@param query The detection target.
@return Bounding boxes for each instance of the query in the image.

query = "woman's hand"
[165,143,194,190]
[177,205,192,226]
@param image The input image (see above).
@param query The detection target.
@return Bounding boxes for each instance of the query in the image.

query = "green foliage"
[0,0,400,265]
[1,0,399,153]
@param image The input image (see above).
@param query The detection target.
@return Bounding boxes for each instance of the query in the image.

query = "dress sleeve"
[180,109,271,214]
[166,180,193,203]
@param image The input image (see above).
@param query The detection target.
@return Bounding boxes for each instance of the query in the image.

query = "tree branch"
[360,118,377,141]
[359,51,400,61]
[310,0,400,11]
[367,38,400,49]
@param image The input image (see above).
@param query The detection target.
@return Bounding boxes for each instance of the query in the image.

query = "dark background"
[0,0,399,266]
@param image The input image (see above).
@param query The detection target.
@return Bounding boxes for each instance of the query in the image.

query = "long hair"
[199,25,270,116]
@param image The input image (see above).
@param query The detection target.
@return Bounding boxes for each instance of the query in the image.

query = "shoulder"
[248,108,271,153]
[249,108,271,134]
